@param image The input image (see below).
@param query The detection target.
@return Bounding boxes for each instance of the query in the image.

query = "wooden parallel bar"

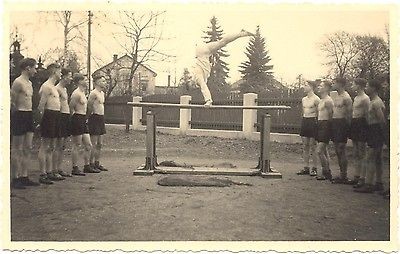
[128,102,291,110]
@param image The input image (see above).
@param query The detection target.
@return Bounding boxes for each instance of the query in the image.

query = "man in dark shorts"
[54,68,73,177]
[297,80,320,176]
[88,75,108,171]
[10,58,40,189]
[37,63,65,184]
[355,80,387,193]
[330,77,354,184]
[315,81,334,181]
[69,73,98,175]
[350,78,370,188]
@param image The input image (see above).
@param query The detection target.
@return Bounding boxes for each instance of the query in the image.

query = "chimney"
[113,54,118,62]
[167,75,171,87]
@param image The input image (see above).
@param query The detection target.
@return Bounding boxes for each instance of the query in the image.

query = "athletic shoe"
[353,179,365,189]
[11,178,26,189]
[19,177,40,186]
[47,172,65,181]
[296,167,310,175]
[309,167,317,176]
[39,174,53,185]
[84,166,100,173]
[316,171,332,181]
[96,164,108,171]
[204,100,213,107]
[331,177,356,185]
[72,168,86,176]
[58,170,72,177]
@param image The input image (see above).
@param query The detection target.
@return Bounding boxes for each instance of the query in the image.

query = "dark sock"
[95,161,100,167]
[72,166,78,170]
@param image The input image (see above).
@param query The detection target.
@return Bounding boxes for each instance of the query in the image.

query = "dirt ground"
[11,125,390,241]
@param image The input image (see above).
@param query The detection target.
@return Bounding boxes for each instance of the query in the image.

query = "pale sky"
[8,5,389,86]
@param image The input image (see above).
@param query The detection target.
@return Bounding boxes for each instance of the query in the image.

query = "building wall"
[95,56,156,97]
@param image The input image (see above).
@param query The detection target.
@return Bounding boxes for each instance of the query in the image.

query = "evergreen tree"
[202,16,230,95]
[178,68,196,94]
[239,26,274,94]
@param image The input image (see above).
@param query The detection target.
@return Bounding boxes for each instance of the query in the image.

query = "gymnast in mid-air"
[190,29,254,106]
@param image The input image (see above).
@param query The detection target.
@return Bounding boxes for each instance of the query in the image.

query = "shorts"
[40,110,60,138]
[58,113,71,138]
[350,117,368,142]
[331,118,349,143]
[316,120,332,144]
[367,124,385,148]
[300,117,317,138]
[11,110,35,136]
[88,114,106,135]
[70,114,89,136]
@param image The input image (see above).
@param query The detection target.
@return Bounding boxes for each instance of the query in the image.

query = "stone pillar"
[242,93,258,138]
[179,95,192,135]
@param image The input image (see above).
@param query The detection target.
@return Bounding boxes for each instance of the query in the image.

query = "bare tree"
[102,11,175,132]
[55,11,87,64]
[38,11,87,67]
[111,11,174,96]
[320,31,359,78]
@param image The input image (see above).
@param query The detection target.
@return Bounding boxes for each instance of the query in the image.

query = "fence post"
[242,93,258,138]
[132,96,143,130]
[179,95,192,135]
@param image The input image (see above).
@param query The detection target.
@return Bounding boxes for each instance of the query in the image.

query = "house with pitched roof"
[93,54,157,97]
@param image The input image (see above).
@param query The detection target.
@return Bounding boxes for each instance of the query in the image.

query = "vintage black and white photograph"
[3,1,397,251]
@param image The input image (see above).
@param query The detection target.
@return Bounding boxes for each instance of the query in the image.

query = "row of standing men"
[10,58,109,189]
[297,77,389,197]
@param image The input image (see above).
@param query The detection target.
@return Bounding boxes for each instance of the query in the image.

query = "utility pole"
[87,11,93,91]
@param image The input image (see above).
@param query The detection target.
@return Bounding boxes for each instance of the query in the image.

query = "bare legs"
[206,30,254,53]
[11,135,24,188]
[90,135,105,169]
[194,29,254,105]
[38,138,54,175]
[54,137,71,176]
[11,135,24,179]
[10,132,37,188]
[72,134,92,168]
[21,132,33,177]
[192,65,212,103]
[317,142,332,179]
[353,141,367,184]
[334,142,348,179]
[365,147,383,186]
[302,137,318,168]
